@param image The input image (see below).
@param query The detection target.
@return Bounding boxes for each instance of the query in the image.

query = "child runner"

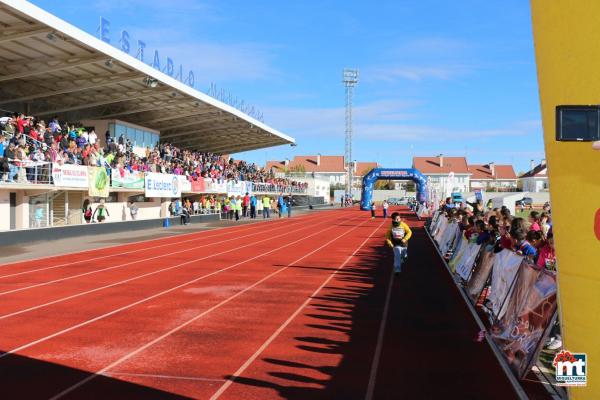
[371,202,376,219]
[382,200,389,219]
[386,212,412,275]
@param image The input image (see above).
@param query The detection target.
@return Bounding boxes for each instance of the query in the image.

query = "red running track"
[0,208,521,399]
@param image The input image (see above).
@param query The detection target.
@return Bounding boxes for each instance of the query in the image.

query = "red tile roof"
[355,162,378,176]
[519,163,547,178]
[412,156,470,174]
[468,164,517,180]
[266,156,377,174]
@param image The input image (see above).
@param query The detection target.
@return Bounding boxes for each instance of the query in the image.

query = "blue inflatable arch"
[360,168,428,210]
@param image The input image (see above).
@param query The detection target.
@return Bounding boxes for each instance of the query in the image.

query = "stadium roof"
[0,0,295,154]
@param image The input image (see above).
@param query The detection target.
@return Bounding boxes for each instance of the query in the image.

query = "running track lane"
[0,209,366,398]
[0,211,341,320]
[0,210,349,354]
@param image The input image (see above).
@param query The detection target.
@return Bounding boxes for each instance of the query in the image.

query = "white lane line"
[365,262,395,400]
[0,213,327,297]
[48,217,372,400]
[105,372,227,383]
[2,213,358,365]
[0,212,342,321]
[0,211,319,279]
[209,219,386,400]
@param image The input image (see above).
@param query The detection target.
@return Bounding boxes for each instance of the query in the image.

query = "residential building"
[468,163,518,191]
[519,160,549,192]
[412,155,471,194]
[266,155,378,188]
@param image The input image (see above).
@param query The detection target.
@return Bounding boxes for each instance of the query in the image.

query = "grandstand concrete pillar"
[160,198,169,218]
[14,190,28,230]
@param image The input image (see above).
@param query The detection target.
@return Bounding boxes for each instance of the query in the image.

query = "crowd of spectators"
[433,198,560,349]
[0,112,307,192]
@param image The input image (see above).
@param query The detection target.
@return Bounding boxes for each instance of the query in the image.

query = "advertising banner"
[466,248,495,301]
[491,268,558,378]
[227,181,253,196]
[111,169,145,189]
[179,176,191,193]
[487,250,525,319]
[191,179,205,192]
[205,179,227,193]
[145,172,181,198]
[88,167,110,197]
[52,164,88,188]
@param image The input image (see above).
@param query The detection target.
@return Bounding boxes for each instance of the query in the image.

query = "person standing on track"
[243,192,250,218]
[92,199,110,223]
[382,200,389,219]
[386,212,412,275]
[287,195,292,218]
[262,195,271,218]
[371,201,376,219]
[277,192,284,218]
[250,193,257,219]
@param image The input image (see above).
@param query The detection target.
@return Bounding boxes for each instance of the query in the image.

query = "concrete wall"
[0,213,220,247]
[0,190,10,231]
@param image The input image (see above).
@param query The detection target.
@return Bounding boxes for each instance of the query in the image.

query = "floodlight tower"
[343,68,359,197]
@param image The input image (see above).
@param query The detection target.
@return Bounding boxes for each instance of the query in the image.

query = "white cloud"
[366,64,471,83]
[261,99,541,143]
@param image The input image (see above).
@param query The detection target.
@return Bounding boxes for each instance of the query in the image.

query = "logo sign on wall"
[52,164,88,188]
[145,172,181,198]
[554,351,587,386]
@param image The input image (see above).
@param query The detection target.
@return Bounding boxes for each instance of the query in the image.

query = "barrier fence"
[2,161,307,196]
[427,210,558,381]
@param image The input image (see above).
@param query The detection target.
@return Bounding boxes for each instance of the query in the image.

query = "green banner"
[88,167,110,197]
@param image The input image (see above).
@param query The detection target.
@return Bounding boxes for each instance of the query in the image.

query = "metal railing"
[2,160,52,184]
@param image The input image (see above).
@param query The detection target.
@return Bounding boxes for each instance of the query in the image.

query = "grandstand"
[0,0,302,231]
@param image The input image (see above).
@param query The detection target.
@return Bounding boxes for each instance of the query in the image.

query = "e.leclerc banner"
[145,172,181,198]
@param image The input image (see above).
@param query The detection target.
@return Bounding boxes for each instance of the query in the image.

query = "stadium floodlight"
[105,59,114,68]
[46,31,57,42]
[343,68,359,196]
[144,77,159,88]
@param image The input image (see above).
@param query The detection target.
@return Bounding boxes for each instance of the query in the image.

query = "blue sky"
[30,0,545,173]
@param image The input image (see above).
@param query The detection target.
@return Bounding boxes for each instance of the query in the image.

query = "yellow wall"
[531,1,600,398]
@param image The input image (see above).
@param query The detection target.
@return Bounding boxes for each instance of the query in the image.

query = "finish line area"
[0,207,550,399]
